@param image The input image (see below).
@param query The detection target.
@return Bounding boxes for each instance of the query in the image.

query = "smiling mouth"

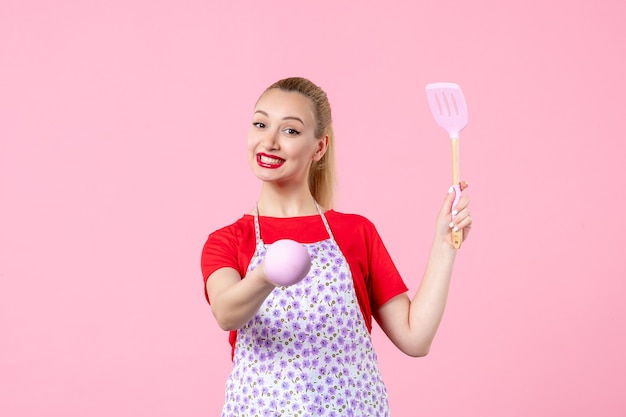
[257,153,285,168]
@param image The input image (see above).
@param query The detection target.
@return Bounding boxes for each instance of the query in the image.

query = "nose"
[260,128,280,150]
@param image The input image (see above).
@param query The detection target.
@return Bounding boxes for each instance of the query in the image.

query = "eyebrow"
[254,110,305,125]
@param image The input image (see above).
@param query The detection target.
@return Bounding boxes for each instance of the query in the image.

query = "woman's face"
[247,88,326,186]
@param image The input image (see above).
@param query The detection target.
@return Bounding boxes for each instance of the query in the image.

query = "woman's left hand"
[436,181,472,245]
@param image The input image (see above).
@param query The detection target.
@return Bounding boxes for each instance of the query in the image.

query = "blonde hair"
[264,77,336,209]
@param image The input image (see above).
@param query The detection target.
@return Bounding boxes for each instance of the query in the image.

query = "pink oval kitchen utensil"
[425,82,468,249]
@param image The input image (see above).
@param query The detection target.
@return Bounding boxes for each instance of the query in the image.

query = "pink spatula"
[425,82,468,249]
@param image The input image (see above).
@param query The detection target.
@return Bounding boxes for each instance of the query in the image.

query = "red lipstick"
[257,153,285,169]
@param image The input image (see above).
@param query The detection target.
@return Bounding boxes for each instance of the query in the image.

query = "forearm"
[209,266,276,331]
[408,239,457,352]
[378,185,471,356]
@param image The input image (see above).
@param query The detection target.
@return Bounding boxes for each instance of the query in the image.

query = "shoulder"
[202,215,257,284]
[208,215,253,238]
[326,209,373,223]
[205,215,255,250]
[202,215,256,273]
[325,210,385,250]
[326,210,378,233]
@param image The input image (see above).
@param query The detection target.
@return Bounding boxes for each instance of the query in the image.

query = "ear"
[312,135,329,162]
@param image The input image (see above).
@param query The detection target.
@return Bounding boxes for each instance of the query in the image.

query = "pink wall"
[1,1,625,416]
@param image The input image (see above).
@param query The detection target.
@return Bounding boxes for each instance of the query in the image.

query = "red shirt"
[201,210,408,356]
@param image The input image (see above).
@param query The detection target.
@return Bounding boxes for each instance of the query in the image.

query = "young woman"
[201,77,472,416]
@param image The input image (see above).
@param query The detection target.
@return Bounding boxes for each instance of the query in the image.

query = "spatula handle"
[451,138,463,249]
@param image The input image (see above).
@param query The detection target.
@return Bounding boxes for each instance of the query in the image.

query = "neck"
[256,183,319,218]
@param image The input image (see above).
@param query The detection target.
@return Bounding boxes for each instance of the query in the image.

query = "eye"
[252,122,266,128]
[283,128,301,136]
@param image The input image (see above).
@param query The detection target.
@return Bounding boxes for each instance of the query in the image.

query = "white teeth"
[260,155,283,164]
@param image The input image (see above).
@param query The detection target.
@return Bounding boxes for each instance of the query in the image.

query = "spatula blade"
[425,82,468,138]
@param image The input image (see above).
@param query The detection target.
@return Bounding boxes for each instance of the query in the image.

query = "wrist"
[431,237,458,258]
[251,261,279,288]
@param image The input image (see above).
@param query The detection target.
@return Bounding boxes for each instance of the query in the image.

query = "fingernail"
[448,186,454,194]
[452,210,458,217]
[449,222,454,228]
[453,226,459,232]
